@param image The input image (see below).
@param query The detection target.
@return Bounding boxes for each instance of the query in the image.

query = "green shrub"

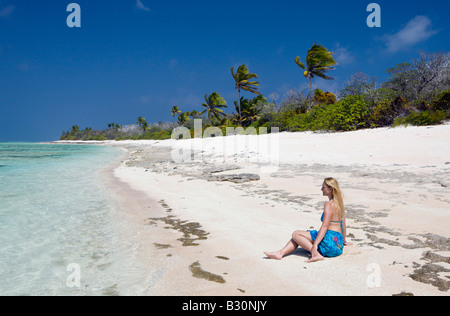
[430,89,450,113]
[370,96,410,127]
[95,135,108,141]
[324,95,372,131]
[266,109,303,131]
[371,101,394,127]
[141,130,172,140]
[301,105,331,131]
[313,89,337,105]
[264,95,373,132]
[394,110,447,126]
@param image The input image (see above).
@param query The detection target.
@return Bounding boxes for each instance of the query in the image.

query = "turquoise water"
[0,143,150,296]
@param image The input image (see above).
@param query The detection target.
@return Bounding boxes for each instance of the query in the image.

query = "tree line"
[60,44,449,141]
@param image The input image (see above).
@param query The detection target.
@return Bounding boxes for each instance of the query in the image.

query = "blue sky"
[0,0,449,141]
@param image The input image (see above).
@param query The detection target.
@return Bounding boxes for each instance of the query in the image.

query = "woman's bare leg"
[264,231,314,260]
[264,239,298,260]
[292,231,314,250]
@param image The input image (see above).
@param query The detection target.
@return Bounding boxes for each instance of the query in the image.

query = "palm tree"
[177,112,189,125]
[137,116,148,133]
[234,95,265,127]
[186,110,201,119]
[107,123,121,129]
[170,106,181,124]
[295,43,337,109]
[201,92,228,121]
[231,65,260,123]
[70,125,80,136]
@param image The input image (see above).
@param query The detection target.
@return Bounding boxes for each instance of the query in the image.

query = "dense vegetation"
[60,46,449,141]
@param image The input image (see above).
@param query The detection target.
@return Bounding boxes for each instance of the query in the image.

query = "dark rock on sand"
[207,173,260,183]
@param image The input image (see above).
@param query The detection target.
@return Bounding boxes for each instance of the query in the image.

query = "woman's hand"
[344,241,353,246]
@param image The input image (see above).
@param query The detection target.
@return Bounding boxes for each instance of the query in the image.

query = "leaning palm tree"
[295,43,337,109]
[231,65,260,123]
[170,106,181,124]
[201,92,228,121]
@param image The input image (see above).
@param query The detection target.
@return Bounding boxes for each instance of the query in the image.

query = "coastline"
[94,124,449,295]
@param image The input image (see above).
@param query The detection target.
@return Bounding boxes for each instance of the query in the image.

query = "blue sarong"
[309,230,344,258]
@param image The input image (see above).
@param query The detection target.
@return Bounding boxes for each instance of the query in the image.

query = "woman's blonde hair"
[324,178,345,216]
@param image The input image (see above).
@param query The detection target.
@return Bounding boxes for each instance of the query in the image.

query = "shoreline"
[81,125,448,295]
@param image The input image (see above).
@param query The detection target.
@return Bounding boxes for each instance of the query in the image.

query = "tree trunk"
[308,77,312,110]
[238,88,241,124]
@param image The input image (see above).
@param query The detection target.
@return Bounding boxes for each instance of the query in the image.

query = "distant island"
[60,46,449,141]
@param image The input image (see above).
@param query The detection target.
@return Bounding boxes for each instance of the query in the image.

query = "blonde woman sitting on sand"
[264,178,351,263]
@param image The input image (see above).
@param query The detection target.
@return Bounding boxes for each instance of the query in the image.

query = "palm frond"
[295,56,306,69]
[313,72,335,80]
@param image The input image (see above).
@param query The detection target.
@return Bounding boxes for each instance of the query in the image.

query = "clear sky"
[0,0,449,141]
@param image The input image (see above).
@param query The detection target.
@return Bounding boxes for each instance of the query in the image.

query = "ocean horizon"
[0,143,153,296]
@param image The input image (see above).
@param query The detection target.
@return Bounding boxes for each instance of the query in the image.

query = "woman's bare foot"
[264,251,283,260]
[306,253,324,263]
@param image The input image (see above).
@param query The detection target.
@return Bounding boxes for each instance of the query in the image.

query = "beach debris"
[436,181,447,188]
[392,292,414,296]
[154,243,173,249]
[409,249,450,292]
[102,284,120,296]
[148,200,209,247]
[409,261,450,292]
[189,261,226,284]
[149,215,209,247]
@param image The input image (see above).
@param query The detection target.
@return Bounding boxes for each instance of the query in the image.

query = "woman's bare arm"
[313,205,332,248]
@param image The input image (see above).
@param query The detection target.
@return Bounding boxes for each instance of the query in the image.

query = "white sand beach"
[102,124,450,296]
